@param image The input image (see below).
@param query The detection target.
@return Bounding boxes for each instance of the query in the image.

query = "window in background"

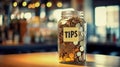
[95,6,107,42]
[95,5,119,28]
[95,5,119,42]
[106,6,119,28]
[106,6,119,40]
[96,26,106,42]
[95,6,106,26]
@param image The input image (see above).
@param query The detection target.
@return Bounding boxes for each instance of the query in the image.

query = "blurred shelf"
[0,43,57,54]
[87,42,120,56]
[0,42,120,56]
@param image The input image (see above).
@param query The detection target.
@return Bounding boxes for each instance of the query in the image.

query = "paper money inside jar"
[58,10,86,64]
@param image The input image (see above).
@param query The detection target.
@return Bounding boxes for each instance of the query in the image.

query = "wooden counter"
[0,52,120,67]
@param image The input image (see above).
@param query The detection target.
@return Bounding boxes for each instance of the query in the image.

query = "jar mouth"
[62,11,78,16]
[61,11,81,19]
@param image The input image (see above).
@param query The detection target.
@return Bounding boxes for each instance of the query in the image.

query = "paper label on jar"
[63,27,79,42]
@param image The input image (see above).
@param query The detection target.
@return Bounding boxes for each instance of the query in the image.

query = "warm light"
[40,11,46,18]
[24,12,32,19]
[46,2,52,7]
[28,4,31,8]
[0,15,3,26]
[32,16,40,23]
[31,4,35,8]
[57,2,62,7]
[35,2,40,7]
[20,12,24,19]
[47,22,54,28]
[11,14,15,19]
[22,1,27,7]
[28,4,35,9]
[13,2,17,7]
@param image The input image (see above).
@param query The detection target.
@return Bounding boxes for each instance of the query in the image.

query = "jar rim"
[61,10,78,16]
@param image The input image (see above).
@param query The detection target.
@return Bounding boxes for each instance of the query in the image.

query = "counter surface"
[0,52,120,67]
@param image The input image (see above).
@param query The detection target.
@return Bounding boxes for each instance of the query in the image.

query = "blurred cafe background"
[0,0,120,56]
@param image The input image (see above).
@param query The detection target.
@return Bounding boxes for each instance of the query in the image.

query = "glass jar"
[58,11,86,64]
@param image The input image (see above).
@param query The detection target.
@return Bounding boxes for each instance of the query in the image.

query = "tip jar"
[58,10,86,64]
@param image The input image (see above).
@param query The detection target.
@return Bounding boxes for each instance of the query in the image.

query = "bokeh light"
[57,2,63,7]
[35,2,40,7]
[13,2,17,7]
[46,2,52,7]
[22,1,27,7]
[24,12,32,19]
